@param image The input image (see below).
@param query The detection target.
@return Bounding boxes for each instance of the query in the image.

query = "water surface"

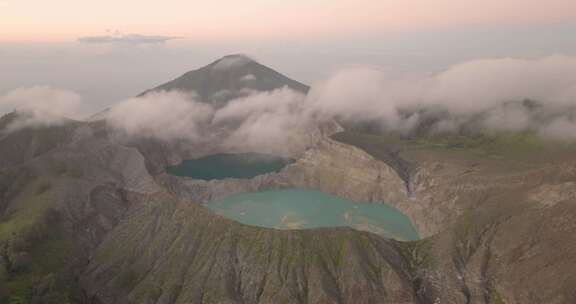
[166,153,293,180]
[208,189,420,241]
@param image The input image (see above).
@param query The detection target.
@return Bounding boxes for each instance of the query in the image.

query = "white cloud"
[215,87,312,152]
[106,91,213,140]
[213,87,304,123]
[480,103,531,133]
[306,55,576,138]
[78,32,179,45]
[0,86,83,131]
[98,54,576,149]
[307,68,417,126]
[105,87,316,154]
[425,55,576,113]
[538,117,576,141]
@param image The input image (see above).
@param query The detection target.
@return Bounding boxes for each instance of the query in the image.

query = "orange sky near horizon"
[2,0,576,42]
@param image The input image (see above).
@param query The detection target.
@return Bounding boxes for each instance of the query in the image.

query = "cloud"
[306,55,576,139]
[104,54,576,151]
[214,87,313,151]
[213,87,303,123]
[424,55,576,113]
[0,86,83,131]
[106,91,213,141]
[105,87,316,154]
[307,68,414,126]
[78,32,180,45]
[538,117,576,141]
[479,103,532,133]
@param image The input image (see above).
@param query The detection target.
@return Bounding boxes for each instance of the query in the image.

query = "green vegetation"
[399,132,546,158]
[0,179,76,304]
[489,290,507,304]
[334,130,576,161]
[0,180,54,241]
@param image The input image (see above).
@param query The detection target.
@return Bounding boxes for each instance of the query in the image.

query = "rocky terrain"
[1,56,576,303]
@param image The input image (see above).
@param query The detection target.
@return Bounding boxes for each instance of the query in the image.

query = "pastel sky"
[2,0,576,41]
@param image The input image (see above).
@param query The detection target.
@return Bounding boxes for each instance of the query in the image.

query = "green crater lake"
[208,189,420,241]
[166,153,293,180]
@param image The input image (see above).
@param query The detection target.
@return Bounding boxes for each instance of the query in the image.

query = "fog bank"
[4,55,576,146]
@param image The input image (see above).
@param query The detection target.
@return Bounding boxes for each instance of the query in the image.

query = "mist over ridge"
[3,54,576,146]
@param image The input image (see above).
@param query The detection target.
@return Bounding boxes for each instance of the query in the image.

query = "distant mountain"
[140,54,309,106]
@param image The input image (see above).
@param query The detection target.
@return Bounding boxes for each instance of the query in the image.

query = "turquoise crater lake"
[166,153,294,180]
[208,189,420,241]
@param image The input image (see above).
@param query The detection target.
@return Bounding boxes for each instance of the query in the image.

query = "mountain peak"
[221,53,252,59]
[210,54,255,71]
[141,54,309,105]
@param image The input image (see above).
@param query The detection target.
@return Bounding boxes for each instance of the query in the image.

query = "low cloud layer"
[5,55,576,147]
[308,55,576,140]
[107,91,214,140]
[0,86,83,131]
[78,32,179,45]
[106,87,312,153]
[214,88,311,151]
[105,54,576,149]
